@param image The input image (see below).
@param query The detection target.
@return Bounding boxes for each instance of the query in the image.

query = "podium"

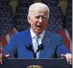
[0,58,72,68]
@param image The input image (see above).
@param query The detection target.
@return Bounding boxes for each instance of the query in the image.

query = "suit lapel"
[39,31,51,58]
[26,29,33,45]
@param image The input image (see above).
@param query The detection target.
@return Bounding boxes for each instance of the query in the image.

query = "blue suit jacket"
[3,29,70,58]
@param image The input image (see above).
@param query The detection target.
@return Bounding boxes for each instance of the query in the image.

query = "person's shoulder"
[12,29,30,37]
[45,30,64,44]
[45,30,62,39]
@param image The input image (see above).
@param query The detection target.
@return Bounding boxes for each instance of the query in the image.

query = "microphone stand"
[26,44,37,58]
[26,44,44,59]
[34,44,44,58]
[33,52,37,58]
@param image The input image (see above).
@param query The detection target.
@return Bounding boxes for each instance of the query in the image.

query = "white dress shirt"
[30,28,45,58]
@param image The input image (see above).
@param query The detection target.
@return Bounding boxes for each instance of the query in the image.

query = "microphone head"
[26,44,33,52]
[38,44,44,50]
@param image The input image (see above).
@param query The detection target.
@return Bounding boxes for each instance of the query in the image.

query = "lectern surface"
[0,58,72,68]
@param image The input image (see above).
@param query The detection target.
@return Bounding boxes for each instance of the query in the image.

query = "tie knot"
[37,35,40,39]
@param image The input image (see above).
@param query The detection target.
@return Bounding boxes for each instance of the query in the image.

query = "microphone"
[26,44,34,52]
[36,44,44,52]
[26,44,36,58]
[26,44,44,58]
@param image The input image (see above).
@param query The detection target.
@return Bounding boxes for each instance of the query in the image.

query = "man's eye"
[35,16,47,19]
[35,16,40,19]
[42,16,46,19]
[42,16,48,19]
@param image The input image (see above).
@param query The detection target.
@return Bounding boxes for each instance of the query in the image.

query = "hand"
[61,53,72,65]
[0,51,9,64]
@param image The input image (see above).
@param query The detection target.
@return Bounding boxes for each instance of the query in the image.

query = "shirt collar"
[30,28,45,39]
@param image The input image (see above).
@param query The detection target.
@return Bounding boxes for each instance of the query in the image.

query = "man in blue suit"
[3,2,72,64]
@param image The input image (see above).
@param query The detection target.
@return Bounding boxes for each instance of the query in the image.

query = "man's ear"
[27,15,30,24]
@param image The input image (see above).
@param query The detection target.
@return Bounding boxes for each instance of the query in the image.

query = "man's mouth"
[36,25,42,29]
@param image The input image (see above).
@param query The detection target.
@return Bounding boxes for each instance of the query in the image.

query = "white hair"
[28,2,50,18]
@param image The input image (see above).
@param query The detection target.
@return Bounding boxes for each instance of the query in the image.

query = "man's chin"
[36,30,43,34]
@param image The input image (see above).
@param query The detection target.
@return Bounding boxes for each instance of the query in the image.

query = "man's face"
[28,8,49,34]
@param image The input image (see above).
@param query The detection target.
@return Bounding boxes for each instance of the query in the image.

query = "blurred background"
[0,0,72,51]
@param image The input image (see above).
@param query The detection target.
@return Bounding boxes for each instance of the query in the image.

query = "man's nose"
[39,17,43,23]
